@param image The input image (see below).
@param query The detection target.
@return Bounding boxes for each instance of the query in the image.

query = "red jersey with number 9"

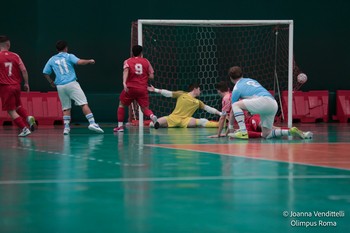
[0,51,25,85]
[123,56,154,89]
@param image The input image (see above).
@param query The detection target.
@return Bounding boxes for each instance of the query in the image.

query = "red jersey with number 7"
[123,56,154,89]
[0,51,25,85]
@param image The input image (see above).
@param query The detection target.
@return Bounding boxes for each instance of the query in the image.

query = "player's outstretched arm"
[77,59,95,65]
[204,105,223,116]
[148,85,173,97]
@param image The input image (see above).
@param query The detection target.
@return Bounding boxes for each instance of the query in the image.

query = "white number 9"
[135,63,143,75]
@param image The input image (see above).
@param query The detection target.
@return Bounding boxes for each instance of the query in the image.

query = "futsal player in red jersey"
[208,81,231,138]
[0,35,36,137]
[114,45,158,132]
[244,112,265,138]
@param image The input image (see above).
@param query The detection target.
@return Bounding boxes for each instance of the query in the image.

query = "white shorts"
[57,81,88,110]
[242,96,278,129]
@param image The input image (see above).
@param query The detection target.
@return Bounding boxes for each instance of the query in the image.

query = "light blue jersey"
[43,52,80,85]
[231,78,273,103]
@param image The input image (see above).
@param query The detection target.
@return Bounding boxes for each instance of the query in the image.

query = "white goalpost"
[133,19,295,128]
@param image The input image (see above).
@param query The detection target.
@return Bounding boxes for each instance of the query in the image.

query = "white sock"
[63,116,71,129]
[232,106,247,133]
[86,113,95,125]
[267,129,290,138]
[150,114,157,122]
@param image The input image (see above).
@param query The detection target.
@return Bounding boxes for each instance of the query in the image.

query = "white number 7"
[5,62,13,76]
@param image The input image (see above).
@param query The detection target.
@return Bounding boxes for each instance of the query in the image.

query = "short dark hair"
[215,81,229,92]
[56,40,68,51]
[228,66,243,80]
[132,45,143,56]
[188,83,200,92]
[0,35,10,43]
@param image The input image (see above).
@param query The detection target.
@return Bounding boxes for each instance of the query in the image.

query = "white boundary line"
[1,175,350,185]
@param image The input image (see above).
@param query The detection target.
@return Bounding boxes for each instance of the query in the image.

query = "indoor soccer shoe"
[18,127,31,137]
[154,121,160,129]
[290,127,305,139]
[148,121,160,129]
[27,116,36,132]
[150,114,159,129]
[88,124,104,133]
[63,128,70,135]
[113,126,124,132]
[228,130,248,139]
[303,131,313,139]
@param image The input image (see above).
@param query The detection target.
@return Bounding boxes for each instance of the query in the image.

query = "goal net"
[130,20,300,127]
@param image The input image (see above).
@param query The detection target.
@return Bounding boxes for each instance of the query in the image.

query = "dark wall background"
[1,0,349,121]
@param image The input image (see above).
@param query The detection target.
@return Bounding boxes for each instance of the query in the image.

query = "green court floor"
[0,124,350,233]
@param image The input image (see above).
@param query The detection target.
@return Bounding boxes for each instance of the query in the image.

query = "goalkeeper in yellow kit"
[147,83,224,128]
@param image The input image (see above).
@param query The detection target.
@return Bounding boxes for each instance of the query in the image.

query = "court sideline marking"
[1,175,350,185]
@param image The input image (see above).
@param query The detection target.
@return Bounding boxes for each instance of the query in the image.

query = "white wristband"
[154,88,160,93]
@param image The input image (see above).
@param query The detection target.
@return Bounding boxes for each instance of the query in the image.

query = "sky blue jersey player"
[227,66,310,140]
[230,78,273,103]
[43,40,104,135]
[43,52,79,85]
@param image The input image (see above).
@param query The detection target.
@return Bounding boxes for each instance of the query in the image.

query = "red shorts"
[0,84,22,111]
[119,87,150,108]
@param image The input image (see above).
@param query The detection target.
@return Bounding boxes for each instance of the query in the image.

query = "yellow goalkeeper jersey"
[170,91,205,118]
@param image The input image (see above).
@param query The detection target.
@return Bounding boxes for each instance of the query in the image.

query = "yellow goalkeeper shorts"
[165,115,192,128]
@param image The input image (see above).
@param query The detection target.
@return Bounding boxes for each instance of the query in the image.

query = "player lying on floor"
[209,111,311,139]
[147,84,224,128]
[226,112,313,139]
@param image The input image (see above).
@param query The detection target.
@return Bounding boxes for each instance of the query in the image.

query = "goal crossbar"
[138,19,293,26]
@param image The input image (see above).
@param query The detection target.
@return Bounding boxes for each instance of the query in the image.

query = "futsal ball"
[297,73,308,84]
